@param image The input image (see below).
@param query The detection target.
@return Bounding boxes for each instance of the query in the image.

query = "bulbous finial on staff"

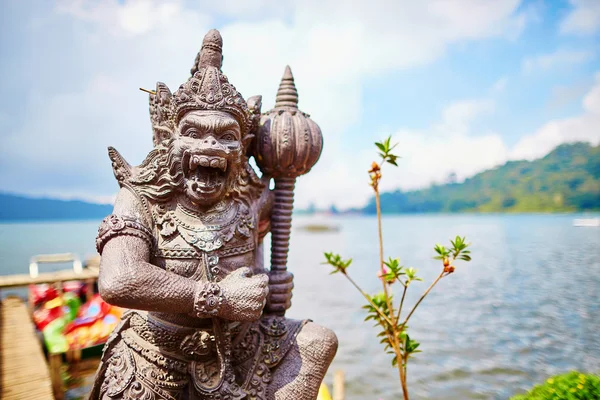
[255,65,322,178]
[274,65,299,109]
[190,29,223,75]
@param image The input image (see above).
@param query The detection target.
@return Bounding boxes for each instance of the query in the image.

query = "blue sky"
[0,0,599,208]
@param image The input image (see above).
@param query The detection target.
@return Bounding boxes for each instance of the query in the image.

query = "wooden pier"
[0,255,101,399]
[0,296,54,400]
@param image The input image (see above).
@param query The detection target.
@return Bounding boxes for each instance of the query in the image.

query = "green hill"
[364,142,600,214]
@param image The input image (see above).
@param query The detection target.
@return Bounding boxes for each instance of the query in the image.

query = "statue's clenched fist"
[194,267,269,322]
[265,270,294,315]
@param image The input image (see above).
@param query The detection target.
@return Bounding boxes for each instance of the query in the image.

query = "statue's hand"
[214,267,269,322]
[265,271,294,314]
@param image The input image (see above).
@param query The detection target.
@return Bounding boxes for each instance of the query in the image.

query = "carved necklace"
[174,202,238,231]
[177,200,234,223]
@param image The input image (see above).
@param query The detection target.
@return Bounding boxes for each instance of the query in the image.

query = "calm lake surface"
[1,214,599,399]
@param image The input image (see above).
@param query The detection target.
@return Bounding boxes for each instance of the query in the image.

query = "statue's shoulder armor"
[119,184,154,228]
[96,187,155,254]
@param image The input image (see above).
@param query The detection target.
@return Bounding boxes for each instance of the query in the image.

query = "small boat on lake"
[298,223,341,233]
[573,218,600,227]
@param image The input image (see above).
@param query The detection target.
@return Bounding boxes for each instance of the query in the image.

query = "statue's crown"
[148,29,251,146]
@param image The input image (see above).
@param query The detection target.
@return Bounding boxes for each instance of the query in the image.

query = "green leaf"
[375,142,386,152]
[384,136,391,151]
[322,252,353,273]
[405,267,421,284]
[434,244,446,255]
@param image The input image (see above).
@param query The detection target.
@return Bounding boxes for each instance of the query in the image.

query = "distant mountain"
[2,142,598,220]
[0,193,113,221]
[364,142,600,214]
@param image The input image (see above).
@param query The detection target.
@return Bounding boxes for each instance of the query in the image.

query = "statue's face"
[175,110,242,207]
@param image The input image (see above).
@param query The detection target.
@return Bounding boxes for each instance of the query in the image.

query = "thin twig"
[375,189,395,322]
[401,270,445,327]
[374,168,406,399]
[342,272,395,328]
[396,284,408,324]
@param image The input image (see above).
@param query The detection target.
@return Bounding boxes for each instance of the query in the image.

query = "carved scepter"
[255,66,323,316]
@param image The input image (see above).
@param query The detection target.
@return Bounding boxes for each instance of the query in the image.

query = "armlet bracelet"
[96,214,154,254]
[193,283,224,317]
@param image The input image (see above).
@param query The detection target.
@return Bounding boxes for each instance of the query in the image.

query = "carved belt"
[124,311,245,398]
[128,312,217,361]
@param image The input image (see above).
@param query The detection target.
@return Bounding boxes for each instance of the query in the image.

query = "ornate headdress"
[148,29,252,146]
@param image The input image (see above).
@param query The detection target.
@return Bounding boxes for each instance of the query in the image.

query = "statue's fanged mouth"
[185,154,228,194]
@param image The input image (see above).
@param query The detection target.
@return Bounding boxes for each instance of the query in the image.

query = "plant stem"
[342,272,395,328]
[375,178,406,399]
[402,271,445,327]
[397,284,408,324]
[399,355,408,400]
[375,188,395,323]
[402,350,409,397]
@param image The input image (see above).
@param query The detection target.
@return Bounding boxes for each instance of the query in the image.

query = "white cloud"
[436,99,495,133]
[560,0,600,36]
[299,96,507,208]
[324,74,600,208]
[0,0,528,208]
[521,48,595,74]
[382,98,507,193]
[510,72,600,160]
[491,77,508,94]
[546,79,595,111]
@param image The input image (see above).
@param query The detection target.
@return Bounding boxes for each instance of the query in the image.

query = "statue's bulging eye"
[221,132,236,141]
[183,129,199,139]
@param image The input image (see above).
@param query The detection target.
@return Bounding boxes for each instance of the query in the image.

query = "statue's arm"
[98,188,268,321]
[99,235,197,312]
[97,188,196,313]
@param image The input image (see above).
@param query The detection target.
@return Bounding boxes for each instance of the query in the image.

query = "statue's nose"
[203,136,217,146]
[195,135,227,156]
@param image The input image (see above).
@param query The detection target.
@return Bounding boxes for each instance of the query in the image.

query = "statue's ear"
[245,95,262,156]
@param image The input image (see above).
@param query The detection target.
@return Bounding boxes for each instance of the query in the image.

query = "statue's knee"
[299,322,338,363]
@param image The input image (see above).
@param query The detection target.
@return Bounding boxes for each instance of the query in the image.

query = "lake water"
[1,214,599,399]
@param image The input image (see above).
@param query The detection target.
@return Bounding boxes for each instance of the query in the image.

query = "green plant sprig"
[323,136,473,400]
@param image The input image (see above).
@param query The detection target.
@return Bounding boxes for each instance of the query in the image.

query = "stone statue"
[90,29,337,400]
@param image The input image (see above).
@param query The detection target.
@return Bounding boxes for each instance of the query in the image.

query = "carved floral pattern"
[194,283,224,317]
[100,341,136,397]
[181,330,215,357]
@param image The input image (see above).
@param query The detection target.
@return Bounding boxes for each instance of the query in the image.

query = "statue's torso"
[93,189,307,400]
[141,195,261,326]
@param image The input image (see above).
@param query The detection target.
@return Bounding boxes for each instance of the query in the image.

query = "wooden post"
[49,353,64,400]
[333,370,345,400]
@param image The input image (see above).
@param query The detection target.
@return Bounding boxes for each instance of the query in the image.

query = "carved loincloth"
[89,311,306,400]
